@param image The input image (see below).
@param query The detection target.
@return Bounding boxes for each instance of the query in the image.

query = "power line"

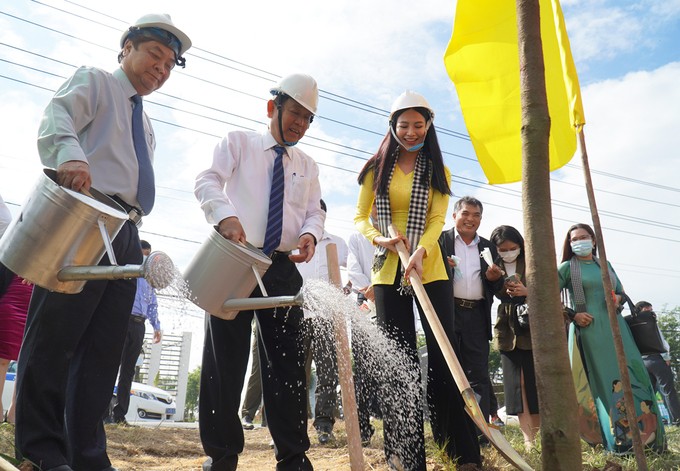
[1,6,679,250]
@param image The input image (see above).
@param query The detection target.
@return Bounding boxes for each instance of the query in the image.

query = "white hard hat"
[121,13,192,58]
[389,90,434,123]
[270,73,319,115]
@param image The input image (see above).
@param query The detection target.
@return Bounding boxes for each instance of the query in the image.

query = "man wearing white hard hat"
[14,14,190,471]
[195,73,324,471]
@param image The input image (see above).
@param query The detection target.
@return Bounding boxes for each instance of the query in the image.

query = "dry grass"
[1,420,679,470]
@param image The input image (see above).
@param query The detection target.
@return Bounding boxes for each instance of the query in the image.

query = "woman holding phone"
[489,225,540,449]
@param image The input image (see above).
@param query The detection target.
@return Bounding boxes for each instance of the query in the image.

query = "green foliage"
[184,366,201,421]
[657,306,680,390]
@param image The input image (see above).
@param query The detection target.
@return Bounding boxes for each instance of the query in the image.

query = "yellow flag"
[444,0,585,184]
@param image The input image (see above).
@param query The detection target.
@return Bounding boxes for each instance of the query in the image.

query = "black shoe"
[317,429,335,445]
[113,417,129,427]
[361,424,375,447]
[241,416,254,430]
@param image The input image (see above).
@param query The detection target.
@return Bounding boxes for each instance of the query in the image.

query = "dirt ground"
[104,422,395,471]
[0,419,527,470]
[0,421,410,471]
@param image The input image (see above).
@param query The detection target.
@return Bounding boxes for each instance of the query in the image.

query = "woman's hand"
[505,280,527,297]
[404,247,425,280]
[574,312,594,328]
[373,233,410,254]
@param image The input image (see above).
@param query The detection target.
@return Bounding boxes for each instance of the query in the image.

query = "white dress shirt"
[347,231,374,291]
[296,231,347,282]
[0,195,12,238]
[37,66,155,210]
[194,130,325,251]
[453,231,484,300]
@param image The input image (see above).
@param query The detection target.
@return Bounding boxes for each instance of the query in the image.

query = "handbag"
[515,303,530,330]
[622,294,666,355]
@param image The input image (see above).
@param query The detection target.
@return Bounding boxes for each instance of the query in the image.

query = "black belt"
[454,297,481,309]
[270,250,292,263]
[109,195,143,226]
[130,315,146,324]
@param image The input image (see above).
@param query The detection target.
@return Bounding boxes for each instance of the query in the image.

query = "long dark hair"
[560,223,597,262]
[490,225,525,258]
[357,107,451,197]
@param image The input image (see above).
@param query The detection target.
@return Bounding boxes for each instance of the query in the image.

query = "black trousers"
[374,275,481,469]
[112,316,146,421]
[454,304,492,422]
[199,256,312,471]
[15,221,141,471]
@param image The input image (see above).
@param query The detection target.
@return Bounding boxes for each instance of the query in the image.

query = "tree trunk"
[516,1,582,469]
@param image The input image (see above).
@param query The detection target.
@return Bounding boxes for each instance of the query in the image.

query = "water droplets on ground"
[302,279,425,469]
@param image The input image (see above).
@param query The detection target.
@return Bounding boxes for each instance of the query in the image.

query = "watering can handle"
[251,265,268,297]
[97,215,118,266]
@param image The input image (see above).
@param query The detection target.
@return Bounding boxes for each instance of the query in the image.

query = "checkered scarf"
[569,255,619,312]
[372,148,431,295]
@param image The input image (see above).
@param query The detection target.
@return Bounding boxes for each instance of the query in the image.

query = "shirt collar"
[262,131,292,160]
[114,67,139,100]
[454,229,480,246]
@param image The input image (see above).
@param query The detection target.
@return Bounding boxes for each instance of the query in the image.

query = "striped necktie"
[262,146,286,256]
[131,95,155,214]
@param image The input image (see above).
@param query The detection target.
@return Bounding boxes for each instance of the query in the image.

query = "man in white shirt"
[439,196,503,432]
[347,204,377,307]
[15,14,190,471]
[296,200,347,445]
[346,204,381,445]
[0,195,11,238]
[194,73,324,471]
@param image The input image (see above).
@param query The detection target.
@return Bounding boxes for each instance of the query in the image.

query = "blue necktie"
[131,95,155,214]
[262,146,286,256]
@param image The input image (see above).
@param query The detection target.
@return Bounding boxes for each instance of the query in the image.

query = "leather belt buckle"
[270,250,292,262]
[127,208,143,227]
[455,298,478,309]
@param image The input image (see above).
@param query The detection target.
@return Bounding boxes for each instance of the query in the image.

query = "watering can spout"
[213,290,304,320]
[57,251,176,289]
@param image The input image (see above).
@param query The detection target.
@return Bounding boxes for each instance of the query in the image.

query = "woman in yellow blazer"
[354,91,480,470]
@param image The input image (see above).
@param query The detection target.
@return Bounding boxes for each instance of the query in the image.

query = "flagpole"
[577,128,648,470]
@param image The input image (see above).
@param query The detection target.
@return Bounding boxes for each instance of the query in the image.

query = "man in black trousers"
[15,14,191,471]
[194,73,325,471]
[439,196,503,427]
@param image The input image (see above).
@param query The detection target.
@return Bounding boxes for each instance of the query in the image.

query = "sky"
[1,0,680,369]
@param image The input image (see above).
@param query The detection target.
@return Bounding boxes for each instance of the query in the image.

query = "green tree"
[657,306,680,390]
[184,366,201,422]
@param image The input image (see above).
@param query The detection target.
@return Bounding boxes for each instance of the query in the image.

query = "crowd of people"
[0,10,678,471]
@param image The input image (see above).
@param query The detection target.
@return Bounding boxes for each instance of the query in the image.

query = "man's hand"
[486,264,503,282]
[57,160,91,192]
[217,217,246,244]
[360,285,375,302]
[153,330,162,344]
[289,233,316,263]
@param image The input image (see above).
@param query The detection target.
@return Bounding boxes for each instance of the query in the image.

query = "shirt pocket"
[288,172,310,209]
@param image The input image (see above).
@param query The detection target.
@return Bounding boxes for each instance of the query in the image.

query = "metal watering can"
[0,169,175,293]
[183,228,304,320]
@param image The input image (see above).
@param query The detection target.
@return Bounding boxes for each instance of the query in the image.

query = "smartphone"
[504,273,519,284]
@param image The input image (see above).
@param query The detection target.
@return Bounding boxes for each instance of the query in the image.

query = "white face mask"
[499,248,520,263]
[571,239,593,257]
